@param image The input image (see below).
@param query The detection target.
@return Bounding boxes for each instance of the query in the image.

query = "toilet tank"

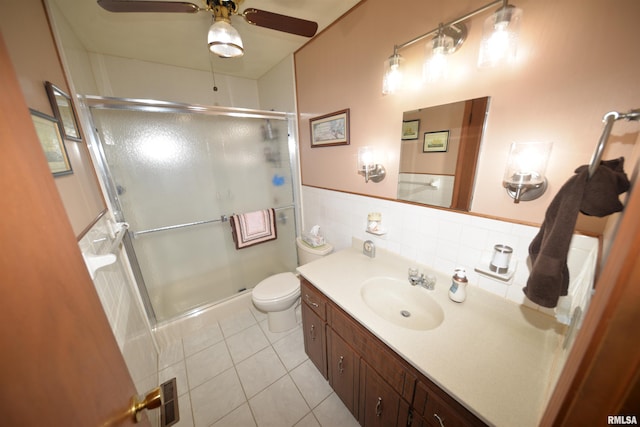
[296,237,333,265]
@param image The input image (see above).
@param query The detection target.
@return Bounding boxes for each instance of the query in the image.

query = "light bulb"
[382,53,404,95]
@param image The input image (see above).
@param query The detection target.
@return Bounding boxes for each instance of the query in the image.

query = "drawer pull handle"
[338,355,344,374]
[310,324,316,341]
[434,413,445,427]
[375,397,383,417]
[305,294,319,308]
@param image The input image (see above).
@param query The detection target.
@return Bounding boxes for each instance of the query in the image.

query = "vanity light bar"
[394,0,505,52]
[382,0,518,94]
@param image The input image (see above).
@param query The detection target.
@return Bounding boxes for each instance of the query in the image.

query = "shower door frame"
[78,95,302,326]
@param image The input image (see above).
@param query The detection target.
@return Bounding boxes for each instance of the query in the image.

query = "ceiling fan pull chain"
[208,48,219,92]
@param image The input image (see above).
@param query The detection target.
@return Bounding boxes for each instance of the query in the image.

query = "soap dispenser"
[448,268,468,303]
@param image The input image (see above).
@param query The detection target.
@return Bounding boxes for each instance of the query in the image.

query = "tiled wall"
[78,215,159,399]
[300,186,598,317]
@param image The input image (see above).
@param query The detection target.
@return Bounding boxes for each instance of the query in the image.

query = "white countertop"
[296,241,564,427]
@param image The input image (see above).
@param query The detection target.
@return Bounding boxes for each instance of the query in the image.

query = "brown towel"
[523,158,630,308]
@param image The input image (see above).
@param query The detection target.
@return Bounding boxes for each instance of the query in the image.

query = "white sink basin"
[360,277,444,331]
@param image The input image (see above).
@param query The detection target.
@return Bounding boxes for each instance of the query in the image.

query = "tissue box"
[301,231,325,247]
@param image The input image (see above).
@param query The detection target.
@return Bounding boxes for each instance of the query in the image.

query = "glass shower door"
[90,106,297,323]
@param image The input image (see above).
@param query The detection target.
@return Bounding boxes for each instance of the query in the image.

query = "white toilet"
[252,237,333,332]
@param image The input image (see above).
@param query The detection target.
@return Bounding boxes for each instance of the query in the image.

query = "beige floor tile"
[272,328,307,371]
[219,308,257,337]
[289,359,332,409]
[185,340,233,389]
[294,412,321,427]
[312,393,359,427]
[190,367,246,427]
[226,324,270,364]
[236,346,288,398]
[212,403,256,427]
[182,323,224,357]
[249,375,310,427]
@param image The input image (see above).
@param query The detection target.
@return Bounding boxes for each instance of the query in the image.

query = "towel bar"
[132,205,295,237]
[587,109,640,180]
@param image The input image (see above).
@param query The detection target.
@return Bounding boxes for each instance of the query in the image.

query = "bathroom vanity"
[297,242,564,427]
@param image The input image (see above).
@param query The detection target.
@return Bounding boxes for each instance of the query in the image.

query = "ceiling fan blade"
[243,8,318,38]
[97,0,200,13]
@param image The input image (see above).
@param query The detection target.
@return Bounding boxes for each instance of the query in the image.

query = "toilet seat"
[252,272,300,303]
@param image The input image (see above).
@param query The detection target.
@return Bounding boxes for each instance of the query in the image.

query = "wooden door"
[359,362,402,427]
[301,300,328,378]
[0,35,146,426]
[328,328,359,417]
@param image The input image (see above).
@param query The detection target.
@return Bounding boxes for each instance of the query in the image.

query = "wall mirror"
[397,97,490,211]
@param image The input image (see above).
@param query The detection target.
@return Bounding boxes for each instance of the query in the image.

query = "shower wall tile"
[300,186,598,316]
[78,215,158,396]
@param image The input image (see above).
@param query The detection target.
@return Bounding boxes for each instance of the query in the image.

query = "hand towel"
[524,158,629,308]
[230,209,277,250]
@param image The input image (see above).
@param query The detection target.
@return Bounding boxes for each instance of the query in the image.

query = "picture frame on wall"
[45,81,82,142]
[401,120,420,140]
[310,108,350,147]
[423,130,449,152]
[30,109,73,177]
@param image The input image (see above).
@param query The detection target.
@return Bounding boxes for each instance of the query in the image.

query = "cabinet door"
[328,328,359,417]
[360,362,402,427]
[301,301,327,378]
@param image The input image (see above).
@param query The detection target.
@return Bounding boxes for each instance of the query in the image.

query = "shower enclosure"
[83,97,300,325]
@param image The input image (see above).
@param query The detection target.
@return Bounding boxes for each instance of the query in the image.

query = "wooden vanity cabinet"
[300,278,486,427]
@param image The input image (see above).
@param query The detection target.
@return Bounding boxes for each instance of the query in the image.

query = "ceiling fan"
[97,0,319,58]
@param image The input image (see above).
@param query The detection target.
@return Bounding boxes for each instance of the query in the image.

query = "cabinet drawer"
[300,278,328,321]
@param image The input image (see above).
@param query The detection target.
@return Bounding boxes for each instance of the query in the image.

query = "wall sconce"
[381,0,521,95]
[503,142,553,203]
[357,146,386,183]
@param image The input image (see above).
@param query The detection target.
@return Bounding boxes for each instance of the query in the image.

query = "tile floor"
[157,304,360,427]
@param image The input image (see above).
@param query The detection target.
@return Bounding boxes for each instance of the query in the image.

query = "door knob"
[130,387,162,422]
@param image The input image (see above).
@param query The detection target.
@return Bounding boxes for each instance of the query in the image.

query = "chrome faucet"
[408,268,436,290]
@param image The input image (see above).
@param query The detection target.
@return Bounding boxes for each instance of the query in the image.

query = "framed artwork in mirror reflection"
[310,108,350,147]
[423,130,449,153]
[401,120,420,140]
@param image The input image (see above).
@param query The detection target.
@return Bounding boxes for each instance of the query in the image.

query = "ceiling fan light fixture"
[207,18,244,58]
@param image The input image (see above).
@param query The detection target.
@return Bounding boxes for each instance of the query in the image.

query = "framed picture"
[45,81,82,142]
[423,130,449,152]
[30,109,73,176]
[401,120,420,140]
[310,108,350,147]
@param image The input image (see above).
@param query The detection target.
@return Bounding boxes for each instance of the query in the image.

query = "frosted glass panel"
[91,108,296,322]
